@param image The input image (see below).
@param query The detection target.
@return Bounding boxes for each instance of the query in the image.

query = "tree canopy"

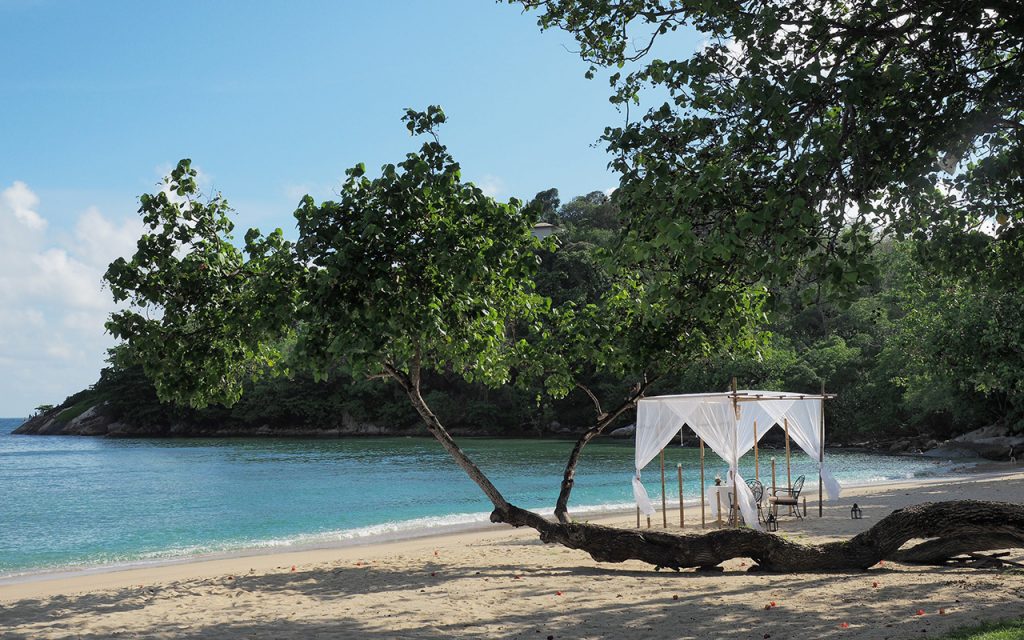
[514,0,1023,288]
[92,2,1024,571]
[104,160,298,408]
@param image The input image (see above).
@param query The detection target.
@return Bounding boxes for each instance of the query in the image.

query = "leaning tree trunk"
[386,366,1024,572]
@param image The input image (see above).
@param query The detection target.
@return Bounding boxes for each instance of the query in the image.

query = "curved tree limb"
[892,533,1024,565]
[493,500,1024,572]
[553,376,655,524]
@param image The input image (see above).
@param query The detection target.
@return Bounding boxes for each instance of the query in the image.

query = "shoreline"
[1,464,1015,592]
[3,468,1024,639]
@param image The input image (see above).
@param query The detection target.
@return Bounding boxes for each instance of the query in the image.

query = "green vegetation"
[939,619,1024,640]
[67,184,1020,441]
[42,1,1015,453]
[31,0,1020,568]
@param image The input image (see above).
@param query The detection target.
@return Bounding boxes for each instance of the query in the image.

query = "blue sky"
[0,1,702,417]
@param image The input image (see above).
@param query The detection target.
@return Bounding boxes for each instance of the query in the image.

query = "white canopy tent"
[632,390,842,531]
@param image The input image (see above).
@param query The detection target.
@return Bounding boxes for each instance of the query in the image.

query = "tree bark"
[893,533,1024,565]
[491,500,1024,572]
[387,364,511,513]
[553,383,650,524]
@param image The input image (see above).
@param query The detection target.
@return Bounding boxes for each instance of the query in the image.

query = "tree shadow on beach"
[3,559,1023,640]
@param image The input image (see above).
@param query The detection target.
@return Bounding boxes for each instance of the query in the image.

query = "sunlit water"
[0,418,965,576]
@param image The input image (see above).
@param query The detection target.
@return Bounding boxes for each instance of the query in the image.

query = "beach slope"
[2,471,1024,639]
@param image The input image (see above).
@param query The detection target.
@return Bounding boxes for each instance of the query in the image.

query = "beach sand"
[2,469,1024,639]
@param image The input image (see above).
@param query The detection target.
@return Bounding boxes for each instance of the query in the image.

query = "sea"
[0,417,966,578]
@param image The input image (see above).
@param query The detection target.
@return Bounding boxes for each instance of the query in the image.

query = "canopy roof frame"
[632,388,841,531]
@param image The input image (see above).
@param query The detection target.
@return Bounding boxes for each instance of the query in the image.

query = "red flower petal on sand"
[839,622,850,629]
[555,591,563,596]
[770,601,777,608]
[290,566,296,572]
[916,609,925,616]
[872,582,878,588]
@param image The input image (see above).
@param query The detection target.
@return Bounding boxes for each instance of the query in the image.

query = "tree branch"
[553,374,657,524]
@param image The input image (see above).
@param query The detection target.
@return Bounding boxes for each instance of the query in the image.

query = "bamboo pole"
[754,420,759,482]
[647,515,651,529]
[678,463,684,528]
[784,417,792,490]
[771,457,777,494]
[700,438,706,528]
[819,381,825,518]
[731,377,740,527]
[636,506,640,529]
[716,490,722,526]
[660,449,667,528]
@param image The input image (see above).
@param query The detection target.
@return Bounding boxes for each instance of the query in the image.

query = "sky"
[0,1,703,417]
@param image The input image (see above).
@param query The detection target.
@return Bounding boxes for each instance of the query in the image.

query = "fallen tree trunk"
[491,500,1024,572]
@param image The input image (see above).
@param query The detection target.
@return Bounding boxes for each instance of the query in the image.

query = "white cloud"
[477,175,506,199]
[74,206,144,268]
[2,180,46,230]
[45,342,76,361]
[283,183,312,202]
[0,181,144,416]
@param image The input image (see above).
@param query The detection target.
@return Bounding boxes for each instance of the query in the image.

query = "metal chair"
[768,475,805,520]
[726,479,766,527]
[748,478,765,524]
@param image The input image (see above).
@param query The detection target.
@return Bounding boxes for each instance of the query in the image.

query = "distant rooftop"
[532,222,559,240]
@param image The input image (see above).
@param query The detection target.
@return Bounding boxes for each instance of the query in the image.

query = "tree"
[106,108,1024,572]
[104,160,299,408]
[877,242,1024,432]
[526,187,561,223]
[289,106,548,517]
[558,190,619,231]
[512,0,1022,290]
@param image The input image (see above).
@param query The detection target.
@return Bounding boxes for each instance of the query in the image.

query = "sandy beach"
[2,468,1024,639]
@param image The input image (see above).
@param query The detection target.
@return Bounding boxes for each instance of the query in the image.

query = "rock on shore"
[922,424,1024,461]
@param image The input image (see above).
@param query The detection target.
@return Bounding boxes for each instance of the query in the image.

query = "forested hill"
[16,189,1023,443]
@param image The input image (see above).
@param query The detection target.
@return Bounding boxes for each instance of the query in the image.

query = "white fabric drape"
[782,399,841,500]
[632,391,842,528]
[689,399,758,528]
[633,400,688,516]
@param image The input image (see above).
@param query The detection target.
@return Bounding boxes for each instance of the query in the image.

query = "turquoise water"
[0,418,962,576]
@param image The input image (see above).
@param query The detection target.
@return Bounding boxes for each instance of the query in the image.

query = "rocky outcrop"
[13,401,421,438]
[923,424,1024,461]
[608,424,635,438]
